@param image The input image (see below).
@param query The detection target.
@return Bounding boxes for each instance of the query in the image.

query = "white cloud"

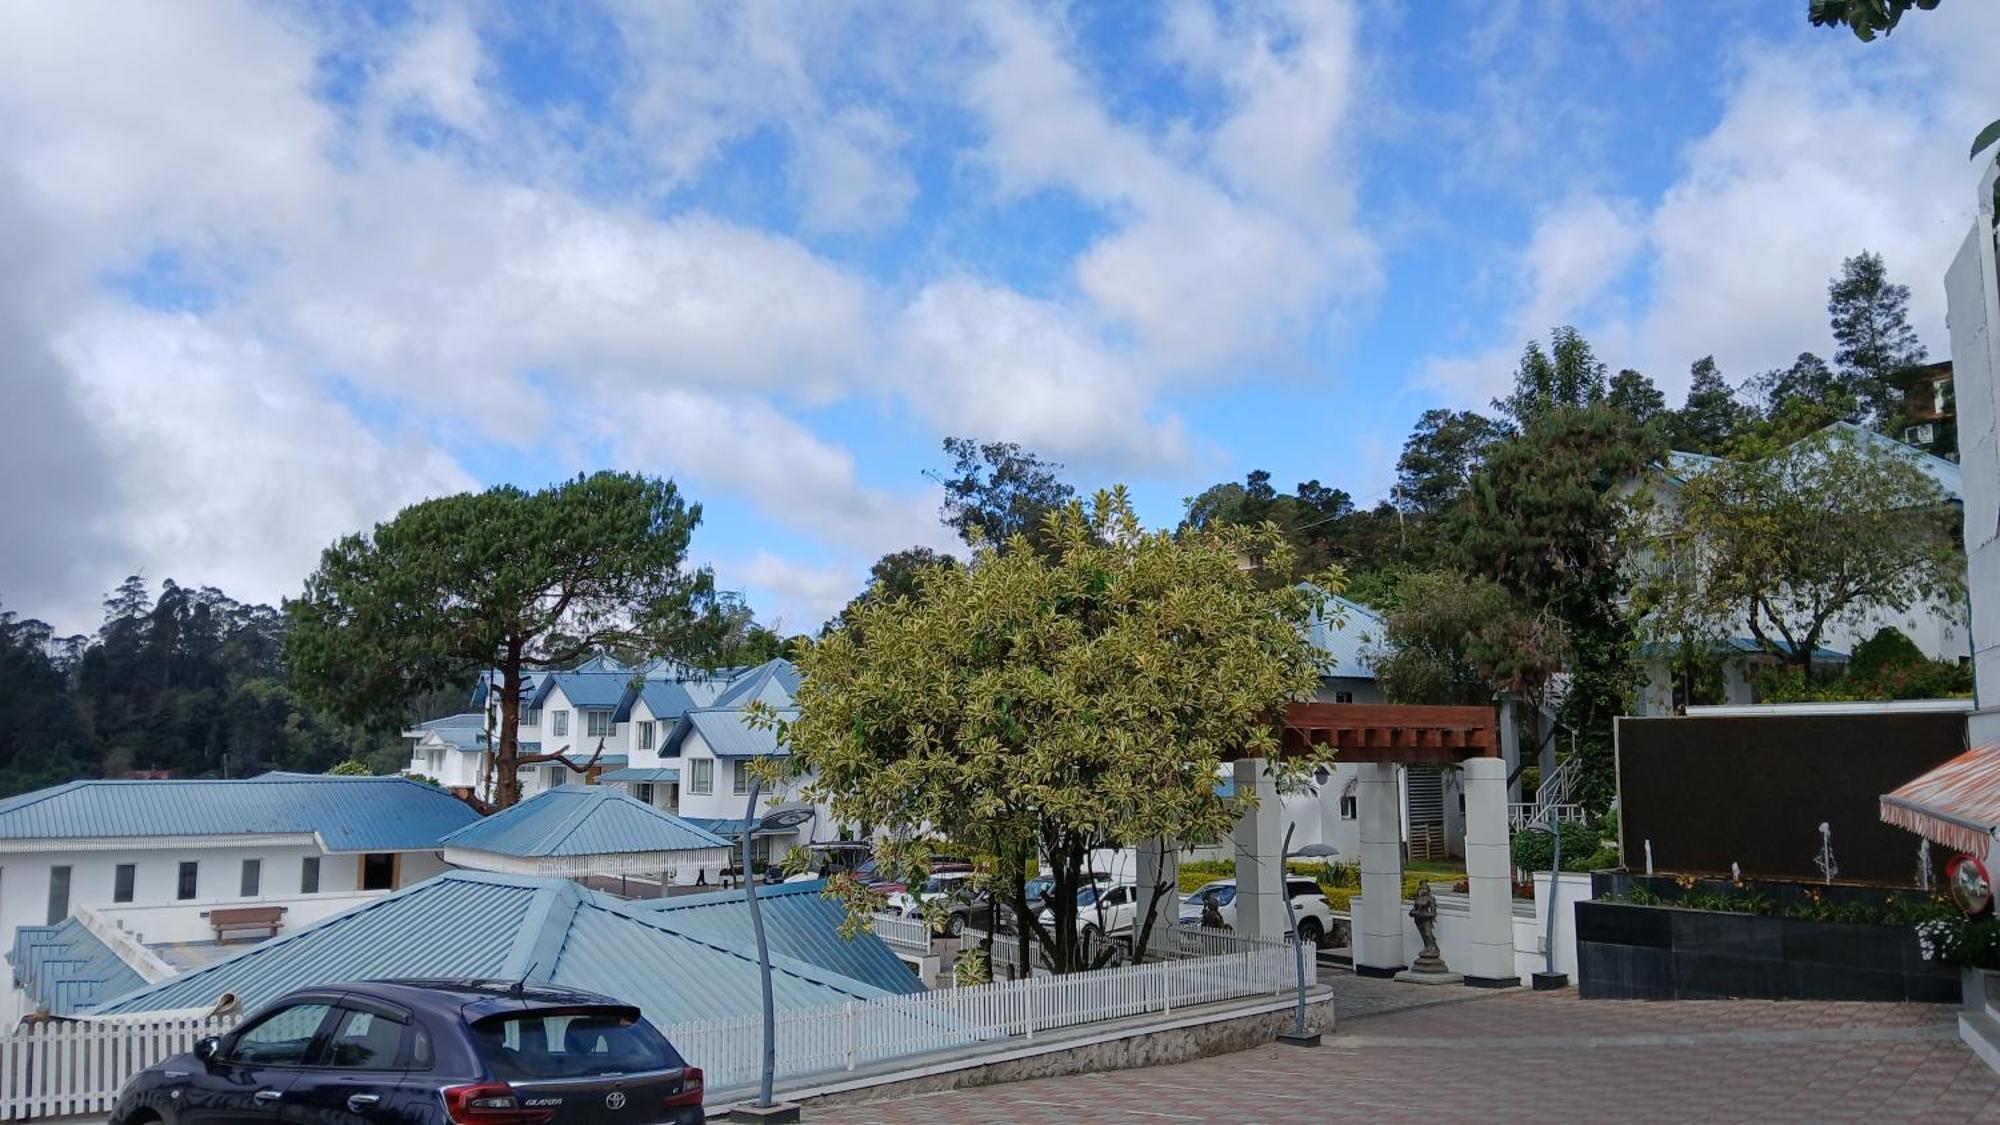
[727,550,862,635]
[377,5,492,137]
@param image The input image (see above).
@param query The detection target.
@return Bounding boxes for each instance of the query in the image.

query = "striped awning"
[1880,746,2000,856]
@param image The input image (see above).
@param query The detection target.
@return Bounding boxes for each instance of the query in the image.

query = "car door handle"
[254,1089,284,1102]
[348,1094,381,1112]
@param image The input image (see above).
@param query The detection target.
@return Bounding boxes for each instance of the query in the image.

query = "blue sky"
[1,1,1996,634]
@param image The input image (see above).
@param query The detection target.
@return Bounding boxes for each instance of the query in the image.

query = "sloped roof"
[1300,586,1385,682]
[599,767,680,784]
[534,670,635,710]
[669,709,795,759]
[1664,422,1962,500]
[0,774,478,851]
[632,880,922,997]
[91,871,918,1021]
[409,713,490,751]
[613,679,706,723]
[440,787,726,859]
[713,659,801,709]
[10,918,148,1016]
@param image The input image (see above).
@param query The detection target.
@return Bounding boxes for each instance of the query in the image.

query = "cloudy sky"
[2,1,1996,635]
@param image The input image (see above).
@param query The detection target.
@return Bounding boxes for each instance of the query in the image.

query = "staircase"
[1507,754,1586,830]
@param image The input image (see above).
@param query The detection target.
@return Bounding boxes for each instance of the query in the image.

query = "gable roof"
[439,786,727,859]
[408,712,490,751]
[533,670,635,711]
[0,774,479,851]
[90,871,918,1021]
[667,708,795,759]
[712,659,801,709]
[631,880,922,997]
[613,678,706,723]
[11,917,149,1016]
[1300,587,1385,682]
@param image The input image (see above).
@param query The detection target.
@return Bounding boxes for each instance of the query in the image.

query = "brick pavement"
[806,987,2000,1123]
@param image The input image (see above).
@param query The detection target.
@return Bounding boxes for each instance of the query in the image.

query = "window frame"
[222,1000,339,1069]
[240,858,262,898]
[584,709,614,738]
[690,758,713,795]
[301,855,321,895]
[637,721,656,751]
[360,853,396,892]
[46,865,71,926]
[550,710,569,737]
[1339,795,1358,820]
[314,1002,418,1071]
[634,782,655,805]
[732,759,750,795]
[176,860,199,901]
[113,863,136,904]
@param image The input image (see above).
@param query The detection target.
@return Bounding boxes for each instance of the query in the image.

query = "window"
[227,1002,333,1067]
[733,760,750,795]
[635,783,655,805]
[585,709,614,738]
[471,1013,681,1081]
[240,858,261,897]
[113,863,136,904]
[690,759,713,795]
[46,866,71,925]
[322,1007,410,1070]
[550,711,569,737]
[361,853,396,892]
[177,861,198,901]
[1339,796,1358,820]
[522,707,541,727]
[637,721,655,750]
[1334,691,1354,704]
[301,856,320,894]
[1287,879,1323,899]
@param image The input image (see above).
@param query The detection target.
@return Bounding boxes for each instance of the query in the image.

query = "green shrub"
[1510,821,1600,871]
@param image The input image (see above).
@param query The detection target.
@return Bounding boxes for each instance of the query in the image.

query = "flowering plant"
[1916,914,2000,968]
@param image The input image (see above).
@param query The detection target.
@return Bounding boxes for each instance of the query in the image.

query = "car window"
[472,1012,684,1081]
[229,1002,334,1066]
[1288,880,1323,899]
[1103,887,1130,906]
[319,1007,409,1070]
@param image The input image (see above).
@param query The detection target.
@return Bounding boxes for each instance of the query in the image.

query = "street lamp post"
[729,778,815,1123]
[1523,815,1569,991]
[1277,828,1338,1048]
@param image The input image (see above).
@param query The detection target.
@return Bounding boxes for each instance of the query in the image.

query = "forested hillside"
[0,577,439,797]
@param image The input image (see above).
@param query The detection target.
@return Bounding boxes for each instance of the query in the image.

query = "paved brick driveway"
[808,988,2000,1123]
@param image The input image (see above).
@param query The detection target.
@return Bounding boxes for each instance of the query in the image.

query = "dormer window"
[585,709,615,738]
[637,721,656,750]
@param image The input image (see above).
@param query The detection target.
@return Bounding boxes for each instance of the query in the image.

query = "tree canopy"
[781,488,1332,973]
[1827,250,1927,429]
[285,472,718,806]
[933,438,1076,551]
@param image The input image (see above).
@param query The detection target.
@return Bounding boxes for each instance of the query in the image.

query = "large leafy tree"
[1395,408,1506,517]
[933,438,1075,551]
[1492,326,1608,428]
[1453,386,1660,810]
[829,547,960,634]
[1640,428,1964,679]
[1607,369,1667,432]
[1826,251,1927,430]
[1368,571,1560,708]
[781,488,1331,973]
[285,472,717,807]
[1664,357,1752,455]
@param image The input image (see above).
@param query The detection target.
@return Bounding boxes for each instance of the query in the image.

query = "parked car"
[1178,877,1335,945]
[1035,881,1141,945]
[109,979,703,1125]
[884,872,977,934]
[784,841,872,884]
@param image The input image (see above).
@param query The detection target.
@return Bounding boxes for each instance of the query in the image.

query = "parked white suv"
[1178,877,1334,946]
[884,871,975,933]
[1035,881,1142,945]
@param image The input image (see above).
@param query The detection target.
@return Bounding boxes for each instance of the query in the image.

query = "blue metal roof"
[440,787,727,858]
[10,918,148,1016]
[93,871,918,1022]
[633,881,923,997]
[599,767,680,784]
[712,659,801,709]
[0,774,478,851]
[612,679,706,723]
[667,709,794,759]
[536,670,637,711]
[1664,422,1962,499]
[1299,585,1385,682]
[680,817,798,839]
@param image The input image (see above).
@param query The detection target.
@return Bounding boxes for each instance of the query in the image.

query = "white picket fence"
[871,912,932,949]
[0,1014,235,1121]
[659,933,1294,1090]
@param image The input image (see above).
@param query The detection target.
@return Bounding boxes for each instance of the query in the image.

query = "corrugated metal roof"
[613,680,706,723]
[537,671,637,710]
[1881,746,2000,855]
[669,709,795,759]
[1300,585,1385,682]
[634,881,923,997]
[440,787,727,858]
[0,774,478,851]
[599,768,681,784]
[1666,422,1962,499]
[10,918,149,1016]
[712,660,801,709]
[93,871,919,1025]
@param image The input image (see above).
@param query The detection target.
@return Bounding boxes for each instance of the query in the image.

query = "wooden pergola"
[1224,702,1499,764]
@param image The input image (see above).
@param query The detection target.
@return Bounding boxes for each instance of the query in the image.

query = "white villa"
[406,657,837,879]
[0,773,473,1023]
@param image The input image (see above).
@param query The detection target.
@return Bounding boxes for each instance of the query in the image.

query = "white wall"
[1949,164,2000,748]
[1379,871,1590,982]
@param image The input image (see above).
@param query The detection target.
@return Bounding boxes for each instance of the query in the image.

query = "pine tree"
[1607,369,1667,430]
[1664,357,1750,454]
[1827,251,1926,430]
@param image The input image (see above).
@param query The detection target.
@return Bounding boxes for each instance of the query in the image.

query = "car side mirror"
[195,1037,221,1064]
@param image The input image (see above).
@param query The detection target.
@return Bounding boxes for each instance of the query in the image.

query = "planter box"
[1576,900,1959,1002]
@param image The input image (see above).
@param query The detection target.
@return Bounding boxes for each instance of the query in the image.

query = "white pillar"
[1461,756,1520,986]
[1134,837,1181,959]
[1499,696,1523,803]
[1353,761,1405,976]
[1228,758,1284,941]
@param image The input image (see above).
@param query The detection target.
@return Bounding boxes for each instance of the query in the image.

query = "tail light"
[441,1082,552,1125]
[664,1067,705,1107]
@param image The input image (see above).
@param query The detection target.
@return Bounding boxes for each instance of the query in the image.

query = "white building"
[1947,161,2000,748]
[1,773,473,1022]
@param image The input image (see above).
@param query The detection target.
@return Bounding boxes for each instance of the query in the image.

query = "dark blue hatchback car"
[109,979,704,1125]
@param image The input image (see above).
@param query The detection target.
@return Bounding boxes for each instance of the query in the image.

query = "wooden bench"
[203,905,287,943]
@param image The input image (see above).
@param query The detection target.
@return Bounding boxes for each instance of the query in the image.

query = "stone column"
[1133,837,1181,959]
[1461,755,1521,987]
[1228,758,1284,941]
[1353,762,1406,977]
